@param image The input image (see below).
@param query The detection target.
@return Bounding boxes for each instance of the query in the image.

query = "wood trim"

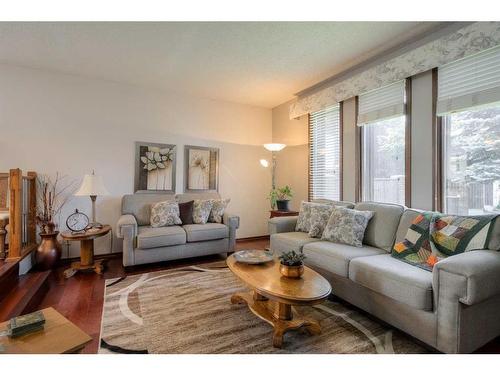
[307,113,311,201]
[27,171,37,246]
[405,77,412,207]
[339,101,344,201]
[236,235,270,243]
[431,68,443,212]
[354,96,362,202]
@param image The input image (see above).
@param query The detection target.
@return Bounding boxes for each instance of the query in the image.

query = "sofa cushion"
[209,198,230,223]
[150,201,182,228]
[193,199,214,224]
[349,254,433,311]
[137,225,186,249]
[354,202,405,252]
[122,193,175,225]
[308,204,335,238]
[395,209,423,244]
[183,223,229,242]
[270,232,321,255]
[303,241,386,278]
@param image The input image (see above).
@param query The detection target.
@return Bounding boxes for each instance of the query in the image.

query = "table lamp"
[75,171,109,229]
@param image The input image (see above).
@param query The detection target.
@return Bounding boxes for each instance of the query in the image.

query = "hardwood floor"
[35,237,500,354]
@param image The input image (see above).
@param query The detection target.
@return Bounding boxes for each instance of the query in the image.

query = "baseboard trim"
[236,235,270,242]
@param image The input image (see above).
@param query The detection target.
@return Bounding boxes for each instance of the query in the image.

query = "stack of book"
[7,311,46,338]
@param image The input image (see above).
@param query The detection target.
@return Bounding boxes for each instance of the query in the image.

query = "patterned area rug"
[99,262,427,354]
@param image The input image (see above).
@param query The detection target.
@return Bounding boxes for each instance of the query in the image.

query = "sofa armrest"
[268,216,298,234]
[223,212,240,229]
[116,214,138,239]
[223,212,239,252]
[433,250,500,306]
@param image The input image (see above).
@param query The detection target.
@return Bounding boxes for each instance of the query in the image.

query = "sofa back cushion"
[311,199,354,208]
[122,193,175,225]
[488,216,500,250]
[354,202,405,252]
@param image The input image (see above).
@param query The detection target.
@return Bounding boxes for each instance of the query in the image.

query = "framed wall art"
[135,141,176,193]
[184,145,219,192]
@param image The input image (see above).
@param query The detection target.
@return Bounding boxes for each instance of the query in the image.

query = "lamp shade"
[75,173,109,196]
[263,143,286,152]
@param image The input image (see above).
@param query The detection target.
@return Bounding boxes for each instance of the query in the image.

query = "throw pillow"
[321,207,374,247]
[296,201,334,233]
[392,212,435,271]
[209,198,230,224]
[150,201,182,228]
[193,199,214,224]
[308,204,335,238]
[430,213,498,259]
[179,200,194,225]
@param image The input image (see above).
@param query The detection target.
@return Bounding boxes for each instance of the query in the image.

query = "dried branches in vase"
[35,173,75,234]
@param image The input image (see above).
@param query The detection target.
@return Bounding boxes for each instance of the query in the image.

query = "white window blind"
[358,81,405,125]
[309,105,341,201]
[437,45,500,115]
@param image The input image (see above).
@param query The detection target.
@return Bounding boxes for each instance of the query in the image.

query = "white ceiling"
[0,22,441,108]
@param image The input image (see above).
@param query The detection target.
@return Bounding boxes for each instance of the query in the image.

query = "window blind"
[309,105,341,201]
[358,81,406,125]
[437,45,500,115]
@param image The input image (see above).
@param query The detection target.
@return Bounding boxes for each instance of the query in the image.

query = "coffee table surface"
[227,254,331,305]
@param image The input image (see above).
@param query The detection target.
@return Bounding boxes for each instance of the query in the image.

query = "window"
[438,45,500,215]
[358,81,407,205]
[309,105,341,201]
[442,106,500,215]
[362,116,406,204]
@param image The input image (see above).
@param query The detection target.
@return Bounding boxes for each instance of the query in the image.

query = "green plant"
[279,249,306,266]
[268,189,278,209]
[276,185,293,200]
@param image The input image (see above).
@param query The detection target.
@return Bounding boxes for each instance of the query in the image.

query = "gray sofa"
[117,192,239,267]
[269,201,500,353]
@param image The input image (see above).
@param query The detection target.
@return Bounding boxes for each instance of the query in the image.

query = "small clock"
[66,209,90,233]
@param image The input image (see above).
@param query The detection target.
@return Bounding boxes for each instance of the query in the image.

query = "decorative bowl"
[233,250,274,264]
[279,263,304,278]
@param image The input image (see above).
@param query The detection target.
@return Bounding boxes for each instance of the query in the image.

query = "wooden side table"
[0,307,91,353]
[269,210,299,218]
[61,225,111,278]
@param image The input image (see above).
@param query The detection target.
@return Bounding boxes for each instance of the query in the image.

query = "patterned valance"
[289,22,500,119]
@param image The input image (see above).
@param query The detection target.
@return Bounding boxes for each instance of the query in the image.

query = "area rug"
[98,262,428,354]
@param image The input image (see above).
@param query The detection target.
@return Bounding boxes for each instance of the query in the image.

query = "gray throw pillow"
[150,201,182,228]
[296,201,334,233]
[209,198,230,223]
[322,207,374,247]
[193,199,214,224]
[308,204,335,238]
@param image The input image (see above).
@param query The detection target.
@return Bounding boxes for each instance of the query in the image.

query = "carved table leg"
[0,220,7,260]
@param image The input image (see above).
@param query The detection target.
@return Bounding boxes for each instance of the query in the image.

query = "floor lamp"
[263,143,286,190]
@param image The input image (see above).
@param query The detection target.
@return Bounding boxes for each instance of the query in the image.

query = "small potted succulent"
[268,185,293,211]
[278,249,306,278]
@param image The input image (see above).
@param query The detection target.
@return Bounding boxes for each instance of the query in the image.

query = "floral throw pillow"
[296,201,334,233]
[321,207,374,247]
[150,201,182,228]
[209,198,230,224]
[193,199,214,224]
[308,204,335,238]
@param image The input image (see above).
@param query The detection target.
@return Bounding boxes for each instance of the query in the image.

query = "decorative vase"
[279,262,304,278]
[276,199,290,211]
[36,231,62,270]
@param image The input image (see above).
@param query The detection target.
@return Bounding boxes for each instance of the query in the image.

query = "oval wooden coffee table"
[227,254,331,348]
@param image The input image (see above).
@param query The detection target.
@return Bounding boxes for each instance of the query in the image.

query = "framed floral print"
[184,145,219,192]
[135,141,176,193]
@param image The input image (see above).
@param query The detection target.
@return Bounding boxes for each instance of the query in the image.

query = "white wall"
[0,64,273,258]
[271,100,308,211]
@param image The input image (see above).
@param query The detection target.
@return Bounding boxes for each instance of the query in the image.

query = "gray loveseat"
[269,201,500,353]
[117,192,239,267]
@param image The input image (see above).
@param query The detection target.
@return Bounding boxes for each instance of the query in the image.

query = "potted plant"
[268,185,293,211]
[278,249,306,278]
[35,173,74,270]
